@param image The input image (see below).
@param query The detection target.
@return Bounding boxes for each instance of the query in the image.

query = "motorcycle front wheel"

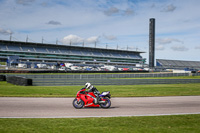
[100,98,111,109]
[73,98,84,109]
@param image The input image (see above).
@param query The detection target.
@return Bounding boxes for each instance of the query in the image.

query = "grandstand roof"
[0,40,145,54]
[0,39,146,66]
[156,59,200,69]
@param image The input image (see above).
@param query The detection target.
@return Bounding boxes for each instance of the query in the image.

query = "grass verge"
[1,81,200,97]
[0,114,200,133]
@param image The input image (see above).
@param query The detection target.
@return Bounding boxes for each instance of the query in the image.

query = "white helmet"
[85,82,91,89]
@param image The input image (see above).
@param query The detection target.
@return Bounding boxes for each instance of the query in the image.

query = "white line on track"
[1,112,200,119]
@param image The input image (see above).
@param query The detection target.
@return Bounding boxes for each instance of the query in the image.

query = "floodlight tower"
[149,18,155,68]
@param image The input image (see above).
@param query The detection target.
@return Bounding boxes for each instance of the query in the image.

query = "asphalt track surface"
[1,96,200,118]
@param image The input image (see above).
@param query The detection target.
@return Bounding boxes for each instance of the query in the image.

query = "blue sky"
[0,0,200,62]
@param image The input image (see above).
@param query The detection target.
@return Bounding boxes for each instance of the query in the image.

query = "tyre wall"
[0,75,6,81]
[6,76,32,86]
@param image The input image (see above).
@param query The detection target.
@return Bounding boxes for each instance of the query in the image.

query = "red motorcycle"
[72,88,111,109]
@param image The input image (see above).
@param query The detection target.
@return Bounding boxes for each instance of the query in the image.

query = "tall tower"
[149,18,155,68]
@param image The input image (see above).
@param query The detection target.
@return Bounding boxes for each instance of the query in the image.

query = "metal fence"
[5,73,200,86]
[192,73,200,76]
[32,78,200,86]
[5,73,194,79]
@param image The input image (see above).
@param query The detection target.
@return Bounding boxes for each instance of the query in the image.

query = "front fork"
[76,97,81,104]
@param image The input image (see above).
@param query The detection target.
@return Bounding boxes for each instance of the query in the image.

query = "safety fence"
[5,73,195,79]
[32,78,200,86]
[4,73,200,86]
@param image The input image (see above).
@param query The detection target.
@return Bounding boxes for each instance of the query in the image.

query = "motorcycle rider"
[84,82,100,104]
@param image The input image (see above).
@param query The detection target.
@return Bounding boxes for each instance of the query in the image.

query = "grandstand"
[0,40,146,68]
[156,59,200,70]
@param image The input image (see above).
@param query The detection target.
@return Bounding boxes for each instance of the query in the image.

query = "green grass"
[1,81,200,97]
[0,114,200,133]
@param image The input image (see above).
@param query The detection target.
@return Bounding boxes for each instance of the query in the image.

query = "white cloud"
[46,20,61,25]
[171,45,189,51]
[156,38,183,45]
[156,45,165,50]
[195,45,200,49]
[104,7,119,16]
[103,34,117,40]
[0,28,13,35]
[85,36,99,44]
[124,8,134,16]
[161,4,176,12]
[103,6,135,16]
[62,34,99,45]
[62,34,84,45]
[16,0,35,6]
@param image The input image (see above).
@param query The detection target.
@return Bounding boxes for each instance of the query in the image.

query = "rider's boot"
[93,95,100,105]
[96,95,100,104]
[93,98,98,104]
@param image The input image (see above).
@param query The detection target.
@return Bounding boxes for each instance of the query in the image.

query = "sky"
[0,0,200,63]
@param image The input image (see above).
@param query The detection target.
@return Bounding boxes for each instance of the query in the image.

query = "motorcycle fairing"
[78,92,99,107]
[99,91,111,98]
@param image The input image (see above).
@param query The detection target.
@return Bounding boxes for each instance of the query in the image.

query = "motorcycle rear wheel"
[100,98,111,109]
[73,98,84,109]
